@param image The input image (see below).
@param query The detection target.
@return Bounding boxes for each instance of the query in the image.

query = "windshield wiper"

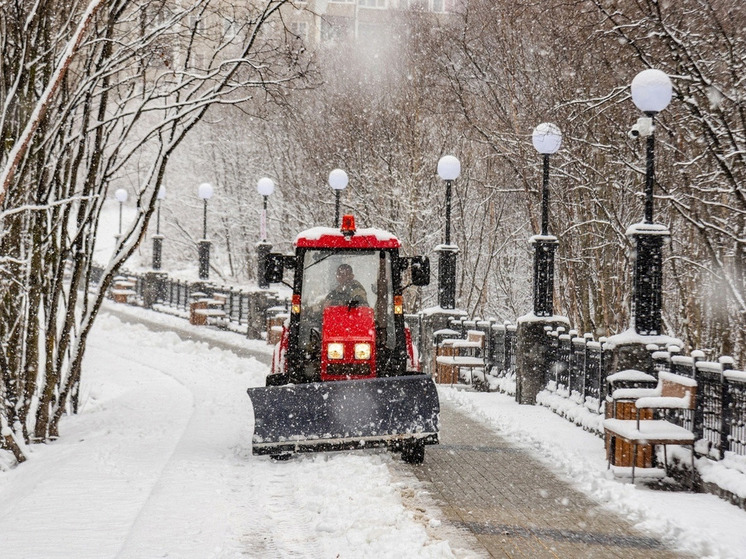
[304,253,334,270]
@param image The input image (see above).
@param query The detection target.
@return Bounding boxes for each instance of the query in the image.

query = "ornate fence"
[430,315,746,462]
[98,268,288,339]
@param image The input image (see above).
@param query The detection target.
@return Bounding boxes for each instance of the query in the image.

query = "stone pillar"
[256,241,272,289]
[198,239,210,280]
[246,290,282,340]
[246,292,264,339]
[142,271,167,308]
[602,333,682,380]
[515,313,569,405]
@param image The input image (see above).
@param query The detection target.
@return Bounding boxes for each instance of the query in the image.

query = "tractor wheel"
[401,440,425,465]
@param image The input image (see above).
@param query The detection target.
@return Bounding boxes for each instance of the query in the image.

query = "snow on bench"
[435,330,486,387]
[111,277,138,303]
[189,297,227,326]
[604,371,697,485]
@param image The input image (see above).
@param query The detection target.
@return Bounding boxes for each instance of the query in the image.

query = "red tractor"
[247,215,439,463]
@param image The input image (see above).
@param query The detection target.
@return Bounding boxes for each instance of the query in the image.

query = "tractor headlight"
[327,343,344,360]
[354,343,371,360]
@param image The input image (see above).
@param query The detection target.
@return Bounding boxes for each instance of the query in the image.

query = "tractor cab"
[264,215,430,385]
[298,249,393,382]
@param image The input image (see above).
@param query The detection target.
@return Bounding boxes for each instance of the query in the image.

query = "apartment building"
[286,0,459,46]
[141,0,458,70]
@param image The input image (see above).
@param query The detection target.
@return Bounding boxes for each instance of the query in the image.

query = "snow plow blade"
[247,375,439,455]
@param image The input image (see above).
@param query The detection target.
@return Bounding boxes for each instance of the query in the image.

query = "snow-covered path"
[0,313,464,558]
[2,306,746,558]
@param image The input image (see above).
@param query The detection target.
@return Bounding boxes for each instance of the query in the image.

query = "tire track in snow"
[85,343,199,559]
[98,328,276,558]
[240,458,325,557]
[89,318,324,558]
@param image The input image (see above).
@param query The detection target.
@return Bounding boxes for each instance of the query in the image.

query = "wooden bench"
[111,277,137,304]
[266,311,288,345]
[435,330,486,386]
[604,371,697,484]
[604,369,657,469]
[190,296,227,326]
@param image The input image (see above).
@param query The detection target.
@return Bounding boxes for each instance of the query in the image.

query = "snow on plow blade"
[247,375,439,455]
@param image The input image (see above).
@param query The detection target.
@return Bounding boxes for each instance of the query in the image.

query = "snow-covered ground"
[446,389,746,558]
[1,307,746,558]
[0,309,469,559]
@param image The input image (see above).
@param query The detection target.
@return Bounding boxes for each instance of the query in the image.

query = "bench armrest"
[636,393,691,410]
[611,387,659,401]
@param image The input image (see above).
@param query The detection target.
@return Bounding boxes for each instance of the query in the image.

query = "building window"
[222,18,238,40]
[359,0,386,8]
[188,15,206,35]
[398,0,447,11]
[290,21,309,41]
[321,16,353,42]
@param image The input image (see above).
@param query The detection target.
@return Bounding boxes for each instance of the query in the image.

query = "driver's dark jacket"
[324,279,368,307]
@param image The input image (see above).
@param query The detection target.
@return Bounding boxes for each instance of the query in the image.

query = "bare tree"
[0,0,307,462]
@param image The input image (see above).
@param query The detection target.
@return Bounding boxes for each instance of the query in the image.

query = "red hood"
[320,305,376,381]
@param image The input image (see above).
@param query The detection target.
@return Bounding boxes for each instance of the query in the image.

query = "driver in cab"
[324,264,368,307]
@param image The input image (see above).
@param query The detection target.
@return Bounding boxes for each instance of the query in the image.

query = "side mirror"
[410,256,430,286]
[265,253,285,284]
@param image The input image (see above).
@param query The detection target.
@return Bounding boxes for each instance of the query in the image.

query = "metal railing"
[96,267,288,339]
[433,315,746,462]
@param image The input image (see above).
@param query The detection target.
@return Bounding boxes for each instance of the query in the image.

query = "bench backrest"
[466,330,485,347]
[659,371,697,410]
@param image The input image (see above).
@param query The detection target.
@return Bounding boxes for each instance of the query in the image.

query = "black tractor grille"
[326,363,372,378]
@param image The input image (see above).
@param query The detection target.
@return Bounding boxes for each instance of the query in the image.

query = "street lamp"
[257,177,274,241]
[114,188,128,244]
[631,68,672,224]
[531,123,562,317]
[256,177,275,289]
[197,182,214,280]
[328,169,348,227]
[628,69,673,336]
[152,186,165,270]
[437,155,460,309]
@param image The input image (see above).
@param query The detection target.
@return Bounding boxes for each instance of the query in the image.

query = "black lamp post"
[256,177,275,289]
[629,69,672,335]
[531,123,562,317]
[197,182,213,280]
[328,169,348,227]
[114,188,128,246]
[152,186,165,270]
[436,155,460,310]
